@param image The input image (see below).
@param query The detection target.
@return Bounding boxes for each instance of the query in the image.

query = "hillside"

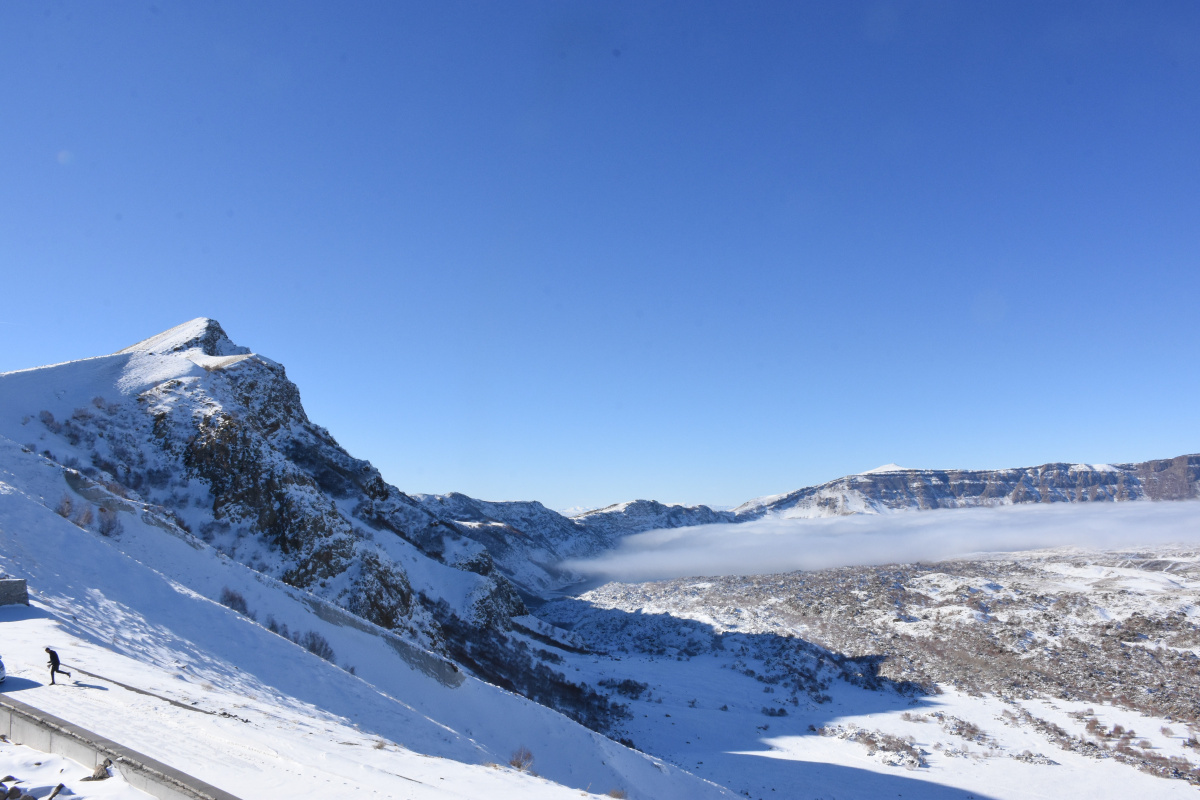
[0,422,727,799]
[0,318,729,799]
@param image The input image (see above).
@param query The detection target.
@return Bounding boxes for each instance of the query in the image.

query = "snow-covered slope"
[117,317,252,359]
[0,318,740,797]
[412,492,599,596]
[0,435,729,799]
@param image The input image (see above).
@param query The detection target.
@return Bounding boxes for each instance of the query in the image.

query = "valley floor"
[540,545,1200,799]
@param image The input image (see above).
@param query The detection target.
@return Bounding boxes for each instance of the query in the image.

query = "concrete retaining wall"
[0,579,28,606]
[0,694,241,800]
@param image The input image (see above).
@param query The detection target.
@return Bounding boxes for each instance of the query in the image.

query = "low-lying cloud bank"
[564,500,1200,583]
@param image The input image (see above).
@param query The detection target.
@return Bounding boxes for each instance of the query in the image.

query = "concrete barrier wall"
[0,579,28,606]
[0,694,241,800]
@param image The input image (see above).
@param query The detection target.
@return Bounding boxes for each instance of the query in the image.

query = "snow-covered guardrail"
[0,693,241,800]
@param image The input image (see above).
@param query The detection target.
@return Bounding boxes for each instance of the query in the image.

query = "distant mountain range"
[435,456,1199,593]
[729,453,1200,518]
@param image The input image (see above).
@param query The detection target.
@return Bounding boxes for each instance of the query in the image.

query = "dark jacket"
[47,649,61,668]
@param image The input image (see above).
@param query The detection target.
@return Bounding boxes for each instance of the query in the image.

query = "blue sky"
[2,2,1197,510]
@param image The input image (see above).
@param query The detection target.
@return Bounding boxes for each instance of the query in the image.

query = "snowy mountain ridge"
[732,455,1199,519]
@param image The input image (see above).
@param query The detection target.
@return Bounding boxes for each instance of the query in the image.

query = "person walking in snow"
[45,646,71,685]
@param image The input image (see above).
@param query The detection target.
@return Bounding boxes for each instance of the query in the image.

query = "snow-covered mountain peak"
[861,463,912,474]
[117,317,251,359]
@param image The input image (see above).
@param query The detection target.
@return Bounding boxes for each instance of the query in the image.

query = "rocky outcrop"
[1137,455,1200,501]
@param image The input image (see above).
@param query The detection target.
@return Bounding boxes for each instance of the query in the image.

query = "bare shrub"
[55,494,73,518]
[39,410,61,433]
[98,507,123,537]
[607,791,628,799]
[509,746,534,772]
[266,615,289,638]
[72,505,95,528]
[299,630,335,662]
[219,587,251,616]
[598,678,648,700]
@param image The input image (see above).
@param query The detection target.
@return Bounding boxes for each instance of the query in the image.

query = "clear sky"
[2,2,1198,511]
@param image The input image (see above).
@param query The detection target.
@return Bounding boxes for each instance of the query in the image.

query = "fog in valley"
[567,500,1200,582]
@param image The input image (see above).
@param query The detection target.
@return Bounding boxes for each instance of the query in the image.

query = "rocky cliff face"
[734,457,1200,519]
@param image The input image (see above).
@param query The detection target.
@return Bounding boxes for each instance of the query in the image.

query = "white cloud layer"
[565,500,1200,583]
